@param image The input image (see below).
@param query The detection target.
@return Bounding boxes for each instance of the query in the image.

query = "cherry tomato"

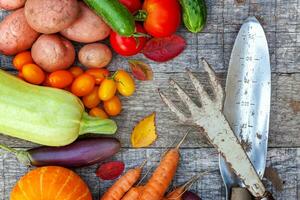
[142,0,181,37]
[82,87,101,109]
[119,0,142,13]
[114,70,135,96]
[22,64,45,85]
[103,96,122,116]
[69,66,84,78]
[86,68,110,85]
[48,70,73,89]
[110,24,147,56]
[43,73,51,86]
[13,51,34,71]
[98,78,117,101]
[71,73,95,97]
[89,107,108,119]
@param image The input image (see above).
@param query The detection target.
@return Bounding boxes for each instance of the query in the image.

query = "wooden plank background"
[0,0,299,199]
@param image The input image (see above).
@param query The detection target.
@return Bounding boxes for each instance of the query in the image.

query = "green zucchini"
[84,0,135,36]
[0,70,117,146]
[179,0,207,33]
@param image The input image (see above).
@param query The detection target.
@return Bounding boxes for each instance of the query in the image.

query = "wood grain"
[0,148,298,200]
[0,0,300,199]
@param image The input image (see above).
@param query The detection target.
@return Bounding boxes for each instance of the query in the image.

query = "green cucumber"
[84,0,135,36]
[179,0,207,33]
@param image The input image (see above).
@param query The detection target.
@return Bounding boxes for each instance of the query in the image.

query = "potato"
[24,0,79,34]
[60,2,111,43]
[0,8,39,55]
[78,43,112,68]
[31,34,75,72]
[0,0,26,10]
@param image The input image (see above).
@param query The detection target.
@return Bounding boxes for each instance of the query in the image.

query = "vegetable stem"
[0,143,31,165]
[79,112,117,135]
[134,10,147,21]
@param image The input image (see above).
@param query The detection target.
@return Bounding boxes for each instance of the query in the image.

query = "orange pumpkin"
[10,166,92,200]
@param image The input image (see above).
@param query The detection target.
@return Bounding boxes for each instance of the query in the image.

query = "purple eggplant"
[0,137,121,167]
[183,191,202,200]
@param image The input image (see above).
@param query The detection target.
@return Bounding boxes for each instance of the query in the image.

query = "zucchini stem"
[79,112,117,135]
[134,10,147,21]
[0,143,32,165]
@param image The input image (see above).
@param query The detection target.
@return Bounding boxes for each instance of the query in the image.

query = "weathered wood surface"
[0,148,299,200]
[0,0,300,199]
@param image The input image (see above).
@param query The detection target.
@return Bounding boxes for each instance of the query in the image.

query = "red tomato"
[110,24,147,56]
[119,0,142,13]
[142,0,181,37]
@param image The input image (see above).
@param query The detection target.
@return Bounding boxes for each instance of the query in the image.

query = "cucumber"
[179,0,207,33]
[84,0,135,36]
[0,70,117,146]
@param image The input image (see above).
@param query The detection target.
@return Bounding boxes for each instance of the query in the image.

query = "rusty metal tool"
[158,61,273,198]
[219,16,271,200]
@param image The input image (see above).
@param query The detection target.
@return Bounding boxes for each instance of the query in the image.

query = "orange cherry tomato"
[86,68,110,85]
[103,96,122,116]
[22,64,45,85]
[13,51,33,71]
[114,70,135,96]
[48,70,73,89]
[82,87,101,109]
[71,73,95,97]
[98,78,117,101]
[89,107,108,119]
[69,66,84,78]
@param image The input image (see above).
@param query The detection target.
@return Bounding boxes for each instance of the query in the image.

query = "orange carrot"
[139,132,189,200]
[100,161,146,200]
[121,186,144,200]
[165,172,209,200]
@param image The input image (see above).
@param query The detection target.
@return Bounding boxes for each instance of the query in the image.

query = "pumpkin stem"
[0,143,32,165]
[79,112,117,135]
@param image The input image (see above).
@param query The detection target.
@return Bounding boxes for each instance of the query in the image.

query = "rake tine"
[158,89,190,123]
[169,79,200,116]
[186,69,211,107]
[201,58,224,109]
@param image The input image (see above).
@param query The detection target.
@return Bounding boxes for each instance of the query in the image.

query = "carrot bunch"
[100,132,202,200]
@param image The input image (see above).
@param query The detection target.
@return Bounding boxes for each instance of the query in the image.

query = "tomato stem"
[134,10,147,21]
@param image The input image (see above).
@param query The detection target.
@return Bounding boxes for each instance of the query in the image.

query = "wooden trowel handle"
[231,187,252,200]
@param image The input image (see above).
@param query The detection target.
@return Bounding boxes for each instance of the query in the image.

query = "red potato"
[60,2,111,43]
[31,34,75,72]
[78,43,112,68]
[0,0,25,10]
[24,0,79,34]
[0,8,39,56]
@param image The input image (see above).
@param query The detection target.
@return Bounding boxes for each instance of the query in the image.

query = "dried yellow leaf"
[131,112,157,148]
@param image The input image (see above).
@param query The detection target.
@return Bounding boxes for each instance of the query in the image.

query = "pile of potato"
[0,0,112,72]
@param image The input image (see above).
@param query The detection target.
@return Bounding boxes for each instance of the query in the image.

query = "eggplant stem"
[0,143,18,153]
[79,112,117,135]
[0,143,32,166]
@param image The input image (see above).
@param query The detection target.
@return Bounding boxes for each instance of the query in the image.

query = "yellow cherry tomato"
[103,96,122,116]
[22,64,45,85]
[82,87,101,109]
[114,70,135,96]
[71,73,95,97]
[89,107,108,119]
[98,78,117,101]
